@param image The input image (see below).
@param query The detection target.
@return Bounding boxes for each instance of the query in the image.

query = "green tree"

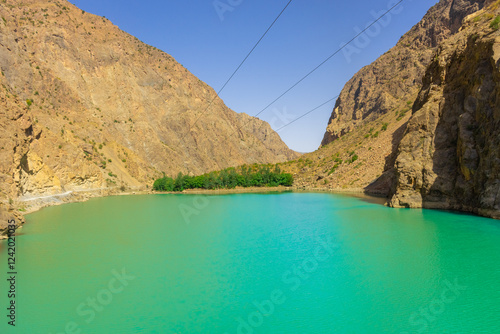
[174,172,185,191]
[153,177,174,191]
[153,166,294,191]
[280,173,294,186]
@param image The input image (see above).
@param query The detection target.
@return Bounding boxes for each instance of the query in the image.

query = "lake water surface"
[1,192,500,333]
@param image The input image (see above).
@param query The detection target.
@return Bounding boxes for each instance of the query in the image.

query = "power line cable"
[275,66,410,133]
[253,0,404,118]
[232,0,405,136]
[275,95,338,132]
[181,0,294,140]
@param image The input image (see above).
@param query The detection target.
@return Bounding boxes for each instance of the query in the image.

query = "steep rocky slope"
[0,0,299,234]
[278,112,411,192]
[389,5,500,218]
[0,0,297,217]
[0,76,35,234]
[311,0,491,194]
[281,0,492,192]
[321,0,489,146]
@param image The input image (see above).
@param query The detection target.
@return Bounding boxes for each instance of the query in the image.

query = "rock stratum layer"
[389,5,500,218]
[0,0,298,232]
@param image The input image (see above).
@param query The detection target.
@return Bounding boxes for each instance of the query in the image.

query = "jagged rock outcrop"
[321,0,490,146]
[389,7,500,219]
[0,0,298,210]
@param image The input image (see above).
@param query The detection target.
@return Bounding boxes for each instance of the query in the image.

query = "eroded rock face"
[321,0,490,147]
[389,10,500,219]
[0,0,298,204]
[0,203,24,238]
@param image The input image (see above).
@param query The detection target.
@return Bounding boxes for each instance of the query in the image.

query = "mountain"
[0,0,298,209]
[284,0,500,219]
[321,0,489,146]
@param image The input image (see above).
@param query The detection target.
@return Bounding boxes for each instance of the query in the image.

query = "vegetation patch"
[153,165,293,192]
[396,108,409,121]
[472,14,483,23]
[490,15,500,30]
[328,164,341,175]
[349,155,359,164]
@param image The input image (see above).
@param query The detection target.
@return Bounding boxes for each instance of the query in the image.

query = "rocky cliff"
[321,0,489,146]
[389,4,500,218]
[0,0,298,234]
[281,0,500,219]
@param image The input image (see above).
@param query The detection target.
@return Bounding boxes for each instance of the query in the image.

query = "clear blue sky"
[70,0,437,152]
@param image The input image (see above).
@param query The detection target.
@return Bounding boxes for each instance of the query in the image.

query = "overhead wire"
[231,0,405,136]
[275,65,410,134]
[275,95,338,132]
[181,0,294,141]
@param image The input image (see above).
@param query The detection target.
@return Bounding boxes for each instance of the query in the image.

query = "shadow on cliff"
[364,120,409,197]
[425,81,497,212]
[398,35,499,215]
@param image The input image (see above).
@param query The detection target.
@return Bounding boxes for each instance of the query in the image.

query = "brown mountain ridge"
[0,0,298,233]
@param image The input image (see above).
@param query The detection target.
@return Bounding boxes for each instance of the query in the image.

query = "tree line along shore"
[153,165,294,192]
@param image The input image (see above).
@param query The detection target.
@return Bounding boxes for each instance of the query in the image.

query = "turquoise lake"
[1,192,500,333]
